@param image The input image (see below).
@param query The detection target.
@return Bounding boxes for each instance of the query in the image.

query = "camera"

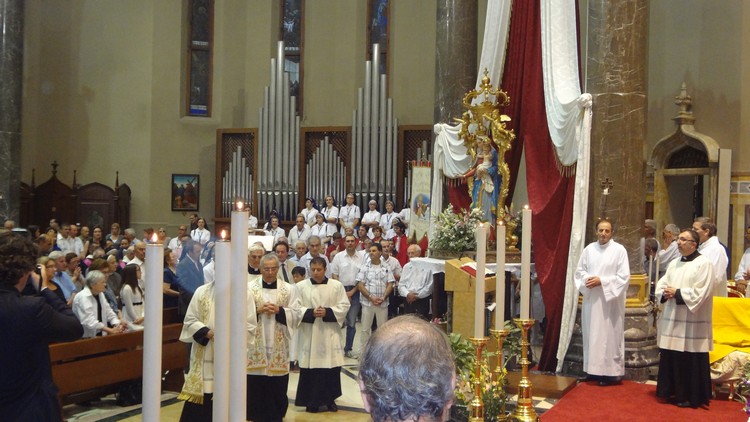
[34,265,42,277]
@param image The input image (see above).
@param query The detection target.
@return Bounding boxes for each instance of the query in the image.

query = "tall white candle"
[495,221,506,329]
[230,202,249,421]
[474,223,487,338]
[143,234,164,421]
[520,206,532,319]
[213,233,231,421]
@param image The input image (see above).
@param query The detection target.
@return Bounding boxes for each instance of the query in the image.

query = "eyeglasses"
[262,266,279,271]
[677,237,696,243]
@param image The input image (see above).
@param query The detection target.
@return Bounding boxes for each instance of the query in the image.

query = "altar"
[410,256,542,340]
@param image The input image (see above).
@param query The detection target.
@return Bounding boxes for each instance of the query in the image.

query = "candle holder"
[489,328,511,421]
[511,318,537,422]
[468,337,489,422]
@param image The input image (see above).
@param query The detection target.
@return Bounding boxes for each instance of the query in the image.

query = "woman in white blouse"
[379,200,398,234]
[190,217,211,245]
[120,264,144,331]
[265,216,286,244]
[321,195,339,235]
[338,193,361,236]
[300,197,319,227]
[311,213,334,246]
[361,200,381,238]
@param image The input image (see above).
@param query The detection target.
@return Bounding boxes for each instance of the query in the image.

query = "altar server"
[295,257,350,413]
[574,219,630,386]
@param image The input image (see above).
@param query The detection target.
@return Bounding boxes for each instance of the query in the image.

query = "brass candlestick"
[468,337,489,422]
[490,328,511,421]
[511,318,537,422]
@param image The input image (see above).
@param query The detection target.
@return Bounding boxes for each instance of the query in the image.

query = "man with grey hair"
[657,223,681,278]
[397,244,432,319]
[359,315,455,422]
[72,270,127,337]
[246,253,302,421]
[49,250,77,301]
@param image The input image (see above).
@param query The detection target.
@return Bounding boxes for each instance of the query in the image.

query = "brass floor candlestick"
[490,328,511,421]
[468,337,489,422]
[512,318,537,422]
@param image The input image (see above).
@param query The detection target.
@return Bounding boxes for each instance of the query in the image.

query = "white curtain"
[429,0,512,241]
[540,0,594,372]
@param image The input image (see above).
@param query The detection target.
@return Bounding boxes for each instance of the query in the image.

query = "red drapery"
[500,0,576,372]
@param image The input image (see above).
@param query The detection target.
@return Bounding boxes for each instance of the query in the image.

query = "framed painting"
[172,174,199,211]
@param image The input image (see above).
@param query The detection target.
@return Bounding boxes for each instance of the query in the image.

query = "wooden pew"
[49,308,187,405]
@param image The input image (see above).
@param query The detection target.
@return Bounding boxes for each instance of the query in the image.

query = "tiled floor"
[63,322,558,421]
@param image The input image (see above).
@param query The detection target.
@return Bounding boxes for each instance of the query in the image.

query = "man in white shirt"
[331,235,364,358]
[290,240,307,266]
[398,245,433,319]
[69,224,85,257]
[300,236,330,278]
[167,225,188,260]
[692,217,729,297]
[57,223,76,256]
[289,215,312,246]
[356,243,395,354]
[380,239,402,318]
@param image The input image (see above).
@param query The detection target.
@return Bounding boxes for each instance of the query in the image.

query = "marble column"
[0,0,24,224]
[563,0,657,381]
[434,0,477,124]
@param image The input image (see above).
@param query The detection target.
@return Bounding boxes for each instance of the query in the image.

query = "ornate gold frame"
[455,70,516,223]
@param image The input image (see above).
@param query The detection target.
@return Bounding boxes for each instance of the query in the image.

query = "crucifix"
[600,177,613,216]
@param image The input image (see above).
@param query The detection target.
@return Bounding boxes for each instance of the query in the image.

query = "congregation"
[0,193,437,421]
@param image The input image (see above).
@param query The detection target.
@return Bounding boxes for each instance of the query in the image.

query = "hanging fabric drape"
[539,0,594,373]
[499,0,577,372]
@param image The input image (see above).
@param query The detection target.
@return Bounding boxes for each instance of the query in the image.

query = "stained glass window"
[187,0,213,117]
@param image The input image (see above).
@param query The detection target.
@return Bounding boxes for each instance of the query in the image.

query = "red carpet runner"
[540,381,746,421]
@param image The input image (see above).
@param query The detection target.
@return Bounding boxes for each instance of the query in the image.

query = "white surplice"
[296,278,350,369]
[655,254,714,352]
[574,239,630,376]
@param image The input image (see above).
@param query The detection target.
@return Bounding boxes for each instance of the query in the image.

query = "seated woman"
[163,248,180,309]
[72,270,127,337]
[88,258,120,314]
[36,256,66,304]
[120,264,145,331]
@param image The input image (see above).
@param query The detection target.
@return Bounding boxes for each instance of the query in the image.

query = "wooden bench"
[49,309,187,405]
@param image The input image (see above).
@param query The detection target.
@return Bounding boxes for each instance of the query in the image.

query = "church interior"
[4,0,750,420]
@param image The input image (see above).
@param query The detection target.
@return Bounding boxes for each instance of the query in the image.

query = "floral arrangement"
[431,205,485,254]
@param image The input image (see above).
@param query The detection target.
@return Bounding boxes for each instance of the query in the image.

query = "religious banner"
[410,165,431,242]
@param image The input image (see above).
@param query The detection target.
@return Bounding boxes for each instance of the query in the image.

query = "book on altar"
[460,262,496,277]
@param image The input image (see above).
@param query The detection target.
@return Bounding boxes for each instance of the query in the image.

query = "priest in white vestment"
[246,254,302,422]
[574,220,630,385]
[178,280,257,421]
[294,256,350,413]
[655,229,714,408]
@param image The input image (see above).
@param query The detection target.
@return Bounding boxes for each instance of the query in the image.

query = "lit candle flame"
[151,233,158,243]
[236,201,244,211]
[524,204,529,210]
[221,230,227,240]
